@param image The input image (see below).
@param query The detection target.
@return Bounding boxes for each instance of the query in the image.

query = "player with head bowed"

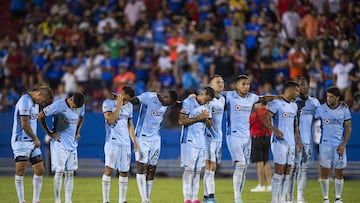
[101,86,139,203]
[38,92,85,203]
[179,86,215,203]
[130,90,178,203]
[263,81,302,203]
[11,86,53,203]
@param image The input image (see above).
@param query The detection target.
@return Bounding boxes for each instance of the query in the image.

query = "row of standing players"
[10,74,351,203]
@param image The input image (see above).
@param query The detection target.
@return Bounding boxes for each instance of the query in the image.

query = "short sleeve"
[180,98,191,115]
[43,102,58,117]
[344,107,351,121]
[129,103,133,119]
[137,92,153,105]
[80,105,85,117]
[267,100,278,114]
[102,99,113,113]
[18,96,32,116]
[314,106,320,120]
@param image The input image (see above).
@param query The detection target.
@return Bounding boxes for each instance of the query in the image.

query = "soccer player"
[11,86,53,203]
[179,87,215,203]
[130,90,178,203]
[38,92,85,203]
[223,75,276,203]
[263,81,302,203]
[203,75,225,203]
[288,77,320,203]
[315,87,352,203]
[101,87,139,203]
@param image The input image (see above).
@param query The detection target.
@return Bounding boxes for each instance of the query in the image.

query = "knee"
[136,162,147,174]
[147,165,157,180]
[335,169,343,179]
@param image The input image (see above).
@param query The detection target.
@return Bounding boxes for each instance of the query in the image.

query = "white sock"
[191,169,201,201]
[288,166,297,200]
[182,168,193,201]
[102,175,111,203]
[207,170,215,196]
[320,178,329,199]
[119,176,128,203]
[146,180,153,200]
[54,172,63,203]
[136,174,147,201]
[15,175,25,203]
[203,169,210,197]
[334,178,344,199]
[271,173,283,202]
[32,175,43,203]
[64,171,74,203]
[297,167,307,201]
[280,174,290,202]
[233,163,246,200]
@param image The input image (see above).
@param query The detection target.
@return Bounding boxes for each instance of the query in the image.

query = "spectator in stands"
[298,6,319,49]
[113,65,136,93]
[210,45,237,88]
[288,42,308,80]
[332,52,354,101]
[259,45,276,87]
[281,3,301,44]
[124,0,146,26]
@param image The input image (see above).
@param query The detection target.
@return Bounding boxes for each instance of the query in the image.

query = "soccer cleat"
[192,200,201,203]
[323,199,330,203]
[266,185,272,192]
[184,200,192,203]
[203,197,209,203]
[296,200,308,203]
[250,184,266,192]
[207,197,217,203]
[334,198,343,203]
[234,199,244,203]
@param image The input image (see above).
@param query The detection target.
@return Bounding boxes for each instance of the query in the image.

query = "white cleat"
[334,198,343,203]
[323,199,330,203]
[250,184,266,192]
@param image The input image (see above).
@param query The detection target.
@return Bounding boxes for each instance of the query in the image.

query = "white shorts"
[50,140,78,172]
[104,142,131,172]
[11,141,42,159]
[271,142,295,166]
[320,144,347,169]
[135,136,161,165]
[181,144,205,169]
[226,135,251,165]
[205,140,222,164]
[294,143,313,167]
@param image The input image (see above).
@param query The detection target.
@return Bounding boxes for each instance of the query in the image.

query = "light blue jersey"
[223,91,259,137]
[135,92,168,138]
[180,97,212,148]
[295,96,320,144]
[314,104,351,146]
[268,98,298,145]
[43,99,85,151]
[206,95,225,142]
[11,94,39,143]
[102,99,133,146]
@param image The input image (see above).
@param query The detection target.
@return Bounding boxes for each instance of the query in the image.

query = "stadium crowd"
[0,0,360,113]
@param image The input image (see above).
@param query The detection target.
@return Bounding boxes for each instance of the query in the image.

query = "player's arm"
[258,95,282,103]
[263,110,284,139]
[75,116,84,140]
[337,119,352,155]
[204,118,212,128]
[20,116,40,147]
[178,110,209,126]
[129,97,140,105]
[128,118,138,152]
[104,95,124,124]
[294,117,302,152]
[38,111,59,140]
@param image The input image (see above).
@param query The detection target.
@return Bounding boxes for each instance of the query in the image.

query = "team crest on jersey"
[43,106,51,114]
[338,110,344,115]
[235,105,241,111]
[151,110,157,116]
[324,119,330,124]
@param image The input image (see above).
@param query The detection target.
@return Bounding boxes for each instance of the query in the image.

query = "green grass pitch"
[1,176,360,202]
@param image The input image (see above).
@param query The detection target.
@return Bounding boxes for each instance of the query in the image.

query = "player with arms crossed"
[130,90,178,203]
[11,86,53,203]
[179,87,215,203]
[223,75,276,203]
[38,92,85,203]
[315,87,352,203]
[263,81,302,203]
[101,87,139,203]
[202,75,225,203]
[287,77,320,203]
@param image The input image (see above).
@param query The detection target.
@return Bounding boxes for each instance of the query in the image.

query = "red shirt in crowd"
[250,106,271,137]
